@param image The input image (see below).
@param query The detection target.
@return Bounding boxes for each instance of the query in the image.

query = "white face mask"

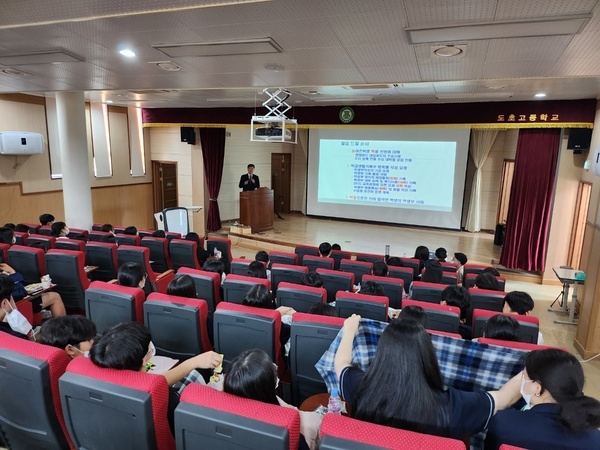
[64,228,70,235]
[11,237,16,244]
[70,345,90,358]
[148,341,156,360]
[2,302,33,336]
[520,375,535,410]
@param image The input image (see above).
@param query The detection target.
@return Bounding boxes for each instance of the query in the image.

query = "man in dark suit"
[239,163,260,191]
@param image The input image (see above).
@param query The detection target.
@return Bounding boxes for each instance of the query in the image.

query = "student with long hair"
[485,349,600,449]
[474,272,502,291]
[413,245,429,278]
[334,315,521,440]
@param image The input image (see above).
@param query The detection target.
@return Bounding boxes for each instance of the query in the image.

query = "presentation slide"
[307,128,471,230]
[318,139,456,211]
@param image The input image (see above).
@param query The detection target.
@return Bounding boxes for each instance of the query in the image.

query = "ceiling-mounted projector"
[254,126,292,141]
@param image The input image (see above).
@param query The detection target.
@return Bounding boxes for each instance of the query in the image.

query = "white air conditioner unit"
[0,132,44,155]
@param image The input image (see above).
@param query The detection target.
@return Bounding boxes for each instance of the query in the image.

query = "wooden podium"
[240,188,274,233]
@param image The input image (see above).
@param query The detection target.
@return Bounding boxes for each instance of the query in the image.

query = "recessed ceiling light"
[487,85,507,90]
[0,68,32,77]
[105,100,113,103]
[119,49,136,58]
[265,63,285,72]
[535,92,547,98]
[151,61,183,72]
[433,45,463,57]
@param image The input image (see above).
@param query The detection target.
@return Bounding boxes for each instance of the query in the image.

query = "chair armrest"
[154,270,175,294]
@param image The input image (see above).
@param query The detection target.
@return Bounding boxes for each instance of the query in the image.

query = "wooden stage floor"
[224,213,501,265]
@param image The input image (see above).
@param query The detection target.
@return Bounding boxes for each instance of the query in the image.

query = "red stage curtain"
[500,128,561,271]
[199,128,226,232]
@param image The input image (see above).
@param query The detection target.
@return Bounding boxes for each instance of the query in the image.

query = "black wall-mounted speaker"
[567,128,593,152]
[180,127,196,145]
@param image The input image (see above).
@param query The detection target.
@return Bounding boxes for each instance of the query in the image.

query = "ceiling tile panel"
[286,47,357,71]
[295,68,367,86]
[494,0,596,20]
[254,18,342,50]
[485,36,573,62]
[404,0,497,26]
[346,42,418,69]
[174,53,301,74]
[482,59,560,78]
[359,65,422,83]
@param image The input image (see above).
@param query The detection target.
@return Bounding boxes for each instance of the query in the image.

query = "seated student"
[413,245,430,277]
[203,259,226,285]
[386,256,403,267]
[453,252,468,284]
[335,315,521,440]
[318,242,332,258]
[255,251,271,280]
[372,261,388,277]
[14,223,30,233]
[152,230,166,238]
[358,280,386,297]
[482,266,501,277]
[483,315,520,342]
[40,315,96,358]
[397,305,430,328]
[300,271,323,288]
[167,275,197,298]
[0,274,33,339]
[185,232,211,267]
[39,213,55,226]
[246,260,268,279]
[307,302,336,317]
[117,262,149,295]
[0,226,16,245]
[503,291,543,344]
[90,321,221,433]
[475,272,503,291]
[123,225,138,236]
[224,349,320,450]
[421,259,443,284]
[100,233,117,244]
[0,255,66,319]
[435,247,447,262]
[485,349,600,449]
[100,223,115,234]
[331,243,341,251]
[440,285,472,339]
[50,221,69,239]
[3,223,15,230]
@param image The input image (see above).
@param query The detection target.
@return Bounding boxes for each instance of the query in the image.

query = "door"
[152,161,178,212]
[567,182,592,269]
[271,153,291,214]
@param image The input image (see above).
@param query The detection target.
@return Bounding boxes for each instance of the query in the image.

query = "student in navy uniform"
[440,285,472,340]
[485,349,600,450]
[334,315,522,441]
[0,274,32,339]
[239,163,260,191]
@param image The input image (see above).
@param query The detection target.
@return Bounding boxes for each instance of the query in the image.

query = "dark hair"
[0,274,15,301]
[398,305,430,328]
[421,259,443,284]
[331,243,341,251]
[300,271,323,288]
[441,286,471,321]
[100,223,114,233]
[359,281,386,297]
[3,223,15,230]
[224,348,278,405]
[503,291,534,315]
[152,230,166,238]
[118,262,146,288]
[203,260,224,276]
[123,226,138,235]
[414,246,429,262]
[483,314,520,341]
[475,272,502,291]
[242,284,273,309]
[386,257,403,267]
[454,252,468,266]
[482,266,501,277]
[526,349,600,432]
[167,275,197,298]
[246,261,268,279]
[51,221,66,237]
[185,232,202,246]
[247,164,255,169]
[90,322,151,371]
[100,234,117,244]
[307,302,336,317]
[29,241,50,252]
[435,247,447,260]
[255,251,269,264]
[0,227,14,244]
[14,223,30,233]
[372,261,388,277]
[40,316,97,350]
[353,320,445,431]
[319,242,332,257]
[39,213,55,226]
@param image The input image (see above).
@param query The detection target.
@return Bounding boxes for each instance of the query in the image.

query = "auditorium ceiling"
[0,0,599,108]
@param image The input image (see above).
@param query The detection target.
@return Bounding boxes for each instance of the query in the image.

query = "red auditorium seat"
[85,241,119,282]
[206,236,233,273]
[85,281,145,333]
[399,257,421,279]
[464,272,506,290]
[339,259,373,284]
[410,281,446,304]
[177,267,221,316]
[115,233,141,246]
[388,266,414,293]
[230,257,252,275]
[402,299,461,334]
[302,254,334,272]
[27,234,56,250]
[55,238,86,252]
[294,244,320,264]
[277,282,327,313]
[355,252,385,264]
[316,268,355,303]
[478,337,566,352]
[222,274,271,304]
[472,308,539,343]
[362,274,404,309]
[117,245,175,294]
[463,263,492,279]
[268,250,298,266]
[270,263,309,296]
[330,249,351,270]
[7,244,46,285]
[142,236,172,273]
[169,239,201,271]
[335,291,389,322]
[45,249,90,312]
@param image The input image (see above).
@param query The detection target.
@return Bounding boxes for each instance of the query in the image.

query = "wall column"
[55,91,93,229]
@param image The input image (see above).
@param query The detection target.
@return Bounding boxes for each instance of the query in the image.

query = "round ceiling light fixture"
[433,45,463,57]
[264,64,285,72]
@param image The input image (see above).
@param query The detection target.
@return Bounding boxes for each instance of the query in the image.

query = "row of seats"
[0,331,475,449]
